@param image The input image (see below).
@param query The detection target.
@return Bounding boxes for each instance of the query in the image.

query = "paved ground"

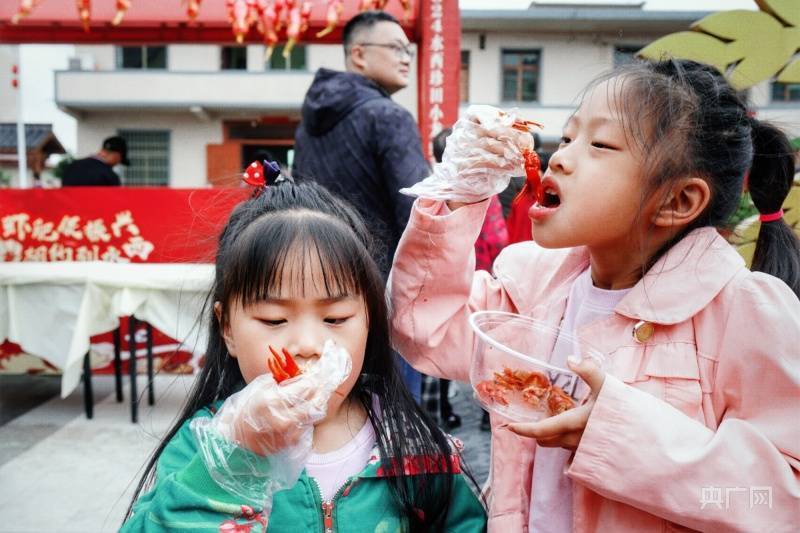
[0,374,492,532]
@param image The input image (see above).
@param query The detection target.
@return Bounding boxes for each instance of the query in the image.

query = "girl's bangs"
[223,211,366,309]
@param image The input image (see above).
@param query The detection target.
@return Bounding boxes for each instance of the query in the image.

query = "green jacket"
[122,406,487,532]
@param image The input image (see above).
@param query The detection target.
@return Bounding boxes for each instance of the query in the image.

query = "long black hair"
[124,179,474,529]
[593,58,799,295]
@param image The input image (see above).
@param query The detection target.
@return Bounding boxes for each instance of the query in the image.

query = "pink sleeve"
[568,275,800,531]
[389,198,519,382]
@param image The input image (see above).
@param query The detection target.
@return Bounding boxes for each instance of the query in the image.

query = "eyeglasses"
[357,42,415,60]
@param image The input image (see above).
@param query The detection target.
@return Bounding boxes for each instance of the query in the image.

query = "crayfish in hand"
[510,118,544,207]
[267,345,302,384]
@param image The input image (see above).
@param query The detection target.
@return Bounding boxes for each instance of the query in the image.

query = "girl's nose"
[548,144,573,175]
[288,327,322,360]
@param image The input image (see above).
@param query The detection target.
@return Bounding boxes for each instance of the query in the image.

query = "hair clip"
[243,160,283,192]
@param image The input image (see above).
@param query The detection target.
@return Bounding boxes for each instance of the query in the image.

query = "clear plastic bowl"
[468,311,604,422]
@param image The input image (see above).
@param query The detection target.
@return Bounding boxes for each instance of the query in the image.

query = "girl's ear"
[651,177,711,229]
[214,301,237,358]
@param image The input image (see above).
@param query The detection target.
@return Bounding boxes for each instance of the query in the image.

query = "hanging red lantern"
[226,0,253,43]
[254,0,279,60]
[112,0,131,26]
[11,0,45,24]
[76,0,91,32]
[317,0,343,38]
[186,0,202,21]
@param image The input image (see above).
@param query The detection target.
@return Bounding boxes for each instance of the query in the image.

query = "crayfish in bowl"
[475,367,576,419]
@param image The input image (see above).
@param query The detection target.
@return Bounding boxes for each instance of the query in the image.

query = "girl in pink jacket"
[389,59,800,532]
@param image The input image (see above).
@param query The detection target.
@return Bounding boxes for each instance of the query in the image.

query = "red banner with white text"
[417,0,461,161]
[0,187,248,375]
[0,187,248,263]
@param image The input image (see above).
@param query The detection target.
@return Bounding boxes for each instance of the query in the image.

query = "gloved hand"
[191,339,352,508]
[400,105,537,203]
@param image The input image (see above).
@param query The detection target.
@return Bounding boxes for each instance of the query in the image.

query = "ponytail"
[748,119,800,297]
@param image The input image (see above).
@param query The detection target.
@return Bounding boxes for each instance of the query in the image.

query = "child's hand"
[400,105,538,203]
[504,357,605,450]
[212,340,352,456]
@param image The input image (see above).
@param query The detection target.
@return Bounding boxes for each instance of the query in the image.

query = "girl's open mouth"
[541,186,561,208]
[529,178,561,219]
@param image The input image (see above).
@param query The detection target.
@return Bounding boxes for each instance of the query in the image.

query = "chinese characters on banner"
[0,188,248,263]
[417,0,460,161]
[1,210,153,263]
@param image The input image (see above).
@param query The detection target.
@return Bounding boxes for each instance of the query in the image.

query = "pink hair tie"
[759,209,784,223]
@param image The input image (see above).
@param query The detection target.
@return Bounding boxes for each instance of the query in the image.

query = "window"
[501,50,540,102]
[268,45,307,71]
[116,46,167,69]
[460,50,470,103]
[118,130,170,186]
[771,82,800,102]
[221,46,248,70]
[613,45,642,67]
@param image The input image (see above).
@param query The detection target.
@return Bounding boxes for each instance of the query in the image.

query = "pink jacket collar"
[545,227,745,325]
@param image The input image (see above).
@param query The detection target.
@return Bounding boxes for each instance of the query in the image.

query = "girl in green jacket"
[121,176,486,532]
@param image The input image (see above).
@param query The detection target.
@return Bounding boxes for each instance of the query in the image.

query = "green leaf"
[691,10,783,42]
[776,57,800,82]
[638,32,731,72]
[756,0,800,27]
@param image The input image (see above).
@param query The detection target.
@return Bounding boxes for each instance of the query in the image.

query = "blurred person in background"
[61,135,128,187]
[292,10,430,402]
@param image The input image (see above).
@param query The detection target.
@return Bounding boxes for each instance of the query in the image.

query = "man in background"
[293,10,429,401]
[61,136,129,186]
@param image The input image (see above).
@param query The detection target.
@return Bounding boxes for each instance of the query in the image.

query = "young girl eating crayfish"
[391,59,800,531]
[121,175,486,532]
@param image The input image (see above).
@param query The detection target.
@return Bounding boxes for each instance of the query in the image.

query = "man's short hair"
[343,10,401,50]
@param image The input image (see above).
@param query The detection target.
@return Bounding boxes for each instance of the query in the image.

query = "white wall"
[462,30,800,140]
[77,113,223,188]
[0,46,19,123]
[170,45,219,72]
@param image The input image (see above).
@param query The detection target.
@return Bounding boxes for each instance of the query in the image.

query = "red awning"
[0,1,418,44]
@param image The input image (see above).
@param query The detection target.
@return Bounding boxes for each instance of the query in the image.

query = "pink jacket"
[389,199,800,533]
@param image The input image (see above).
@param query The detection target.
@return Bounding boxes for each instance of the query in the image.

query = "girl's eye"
[260,319,286,326]
[559,136,571,145]
[592,141,616,150]
[324,316,351,325]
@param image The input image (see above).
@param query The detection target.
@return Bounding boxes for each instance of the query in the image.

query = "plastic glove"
[400,104,537,203]
[190,339,352,509]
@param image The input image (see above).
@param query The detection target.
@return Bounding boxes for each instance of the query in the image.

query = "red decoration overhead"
[76,0,91,32]
[1,1,417,44]
[112,0,131,26]
[186,0,202,20]
[316,0,343,38]
[12,0,45,24]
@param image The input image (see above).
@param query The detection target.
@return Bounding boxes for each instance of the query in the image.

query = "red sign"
[417,0,460,161]
[0,187,249,263]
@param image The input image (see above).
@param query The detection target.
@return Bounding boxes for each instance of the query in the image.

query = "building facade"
[52,5,800,187]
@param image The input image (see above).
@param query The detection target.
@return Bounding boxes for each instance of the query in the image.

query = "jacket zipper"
[310,476,356,533]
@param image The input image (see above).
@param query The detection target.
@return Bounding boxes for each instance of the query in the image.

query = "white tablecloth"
[0,261,214,397]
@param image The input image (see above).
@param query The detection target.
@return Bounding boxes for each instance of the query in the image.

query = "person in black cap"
[61,136,130,186]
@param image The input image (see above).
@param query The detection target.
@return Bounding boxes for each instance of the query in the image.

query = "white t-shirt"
[529,268,630,533]
[305,417,377,501]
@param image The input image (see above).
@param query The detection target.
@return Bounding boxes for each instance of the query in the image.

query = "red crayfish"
[267,345,302,384]
[511,118,544,207]
[475,367,575,417]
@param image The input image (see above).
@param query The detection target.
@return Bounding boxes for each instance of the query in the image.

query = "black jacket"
[292,68,430,276]
[61,157,121,186]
